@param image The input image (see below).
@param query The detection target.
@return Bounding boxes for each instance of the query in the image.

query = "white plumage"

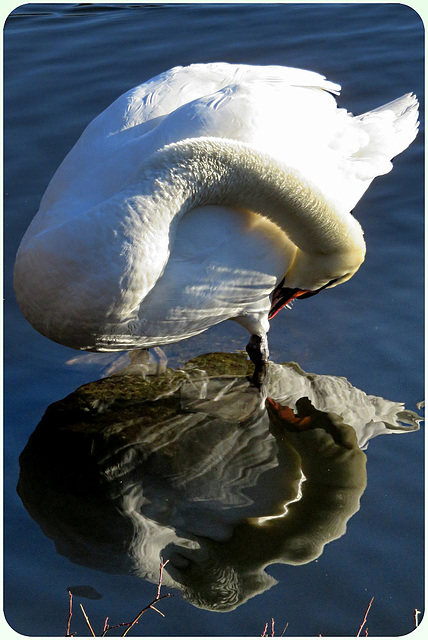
[14,63,419,369]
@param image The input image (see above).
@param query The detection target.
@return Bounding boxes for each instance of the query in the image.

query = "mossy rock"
[184,351,253,377]
[38,351,252,436]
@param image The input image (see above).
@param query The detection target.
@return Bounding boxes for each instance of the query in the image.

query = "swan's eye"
[327,272,356,287]
[298,277,339,299]
[325,277,340,288]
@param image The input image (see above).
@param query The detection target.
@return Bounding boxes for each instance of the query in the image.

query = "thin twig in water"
[357,597,374,637]
[65,559,172,637]
[262,618,280,637]
[102,621,135,636]
[121,559,171,637]
[415,609,421,628]
[157,559,168,598]
[80,603,96,637]
[66,590,73,637]
[149,604,166,617]
[120,593,172,636]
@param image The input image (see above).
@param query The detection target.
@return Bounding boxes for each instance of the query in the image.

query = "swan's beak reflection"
[17,352,420,612]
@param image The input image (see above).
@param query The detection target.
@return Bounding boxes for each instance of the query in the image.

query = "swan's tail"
[356,93,419,162]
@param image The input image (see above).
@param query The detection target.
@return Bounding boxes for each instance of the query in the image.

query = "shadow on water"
[17,352,420,612]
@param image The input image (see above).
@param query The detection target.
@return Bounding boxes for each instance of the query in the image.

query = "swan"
[14,63,419,378]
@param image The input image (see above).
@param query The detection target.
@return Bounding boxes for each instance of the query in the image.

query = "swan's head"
[269,244,366,319]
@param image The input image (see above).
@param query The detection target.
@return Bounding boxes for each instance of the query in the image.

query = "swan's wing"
[105,62,341,134]
[36,62,341,224]
[38,62,418,226]
[111,64,418,215]
[133,206,294,345]
[118,67,418,214]
[143,80,418,214]
[322,93,419,212]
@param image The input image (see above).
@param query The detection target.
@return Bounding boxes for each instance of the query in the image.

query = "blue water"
[3,3,424,637]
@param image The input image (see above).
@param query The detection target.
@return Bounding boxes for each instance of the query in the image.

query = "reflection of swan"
[13,63,418,373]
[17,354,420,611]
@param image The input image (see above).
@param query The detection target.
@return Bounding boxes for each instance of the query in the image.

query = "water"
[3,3,424,637]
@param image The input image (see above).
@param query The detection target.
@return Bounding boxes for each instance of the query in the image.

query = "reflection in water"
[17,353,420,611]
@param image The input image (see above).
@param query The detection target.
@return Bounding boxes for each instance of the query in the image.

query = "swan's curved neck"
[138,137,364,258]
[14,137,366,345]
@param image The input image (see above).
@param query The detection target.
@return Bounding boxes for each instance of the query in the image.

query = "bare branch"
[66,590,73,637]
[415,609,421,628]
[80,603,96,637]
[157,558,169,598]
[149,604,166,617]
[121,593,172,637]
[357,597,374,637]
[102,621,134,636]
[121,558,172,637]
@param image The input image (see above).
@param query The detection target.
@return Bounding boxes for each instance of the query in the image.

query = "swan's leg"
[152,346,168,374]
[246,333,269,387]
[129,348,150,365]
[128,347,168,375]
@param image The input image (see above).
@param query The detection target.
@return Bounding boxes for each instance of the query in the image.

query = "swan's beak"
[268,286,310,319]
[269,276,339,319]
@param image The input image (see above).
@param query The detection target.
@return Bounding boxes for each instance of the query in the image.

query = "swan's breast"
[13,189,171,349]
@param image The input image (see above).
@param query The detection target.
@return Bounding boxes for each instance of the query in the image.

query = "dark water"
[3,3,424,637]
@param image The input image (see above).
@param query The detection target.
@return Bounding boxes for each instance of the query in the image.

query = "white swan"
[14,63,419,376]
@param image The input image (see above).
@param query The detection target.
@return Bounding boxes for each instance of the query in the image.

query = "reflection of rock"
[17,353,420,611]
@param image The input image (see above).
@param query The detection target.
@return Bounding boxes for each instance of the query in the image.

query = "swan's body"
[14,63,418,368]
